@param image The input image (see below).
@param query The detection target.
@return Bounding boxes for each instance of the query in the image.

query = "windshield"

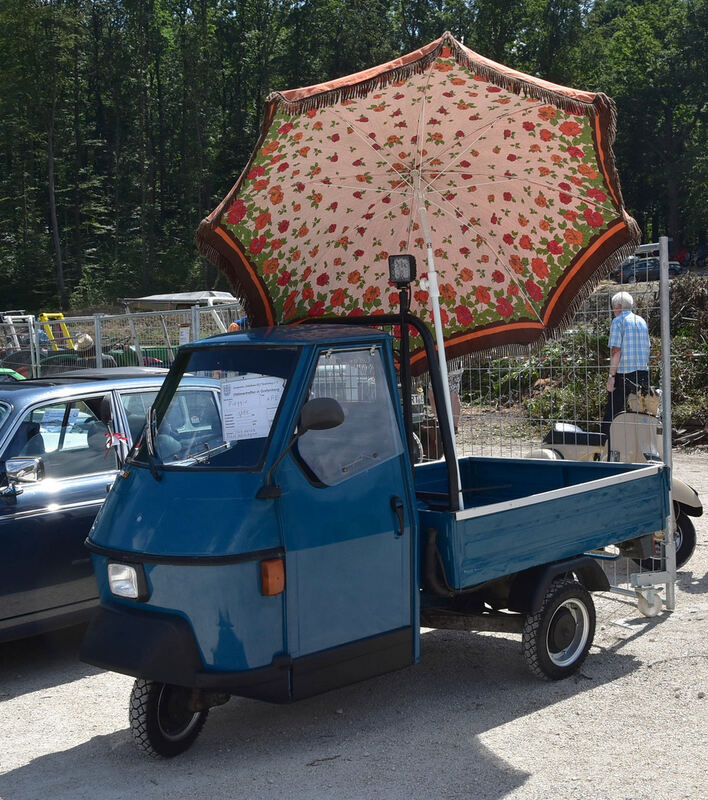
[134,346,298,470]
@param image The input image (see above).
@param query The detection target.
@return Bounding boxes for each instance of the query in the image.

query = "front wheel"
[637,510,697,571]
[522,579,596,680]
[129,679,209,758]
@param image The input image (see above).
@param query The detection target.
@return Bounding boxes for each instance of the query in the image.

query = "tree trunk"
[47,94,66,309]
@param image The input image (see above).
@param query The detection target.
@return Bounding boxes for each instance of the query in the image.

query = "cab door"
[277,346,416,699]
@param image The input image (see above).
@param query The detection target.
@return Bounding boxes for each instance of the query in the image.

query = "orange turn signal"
[260,558,285,596]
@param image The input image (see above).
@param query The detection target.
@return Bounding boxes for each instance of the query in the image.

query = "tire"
[637,509,697,571]
[522,579,596,680]
[129,679,208,758]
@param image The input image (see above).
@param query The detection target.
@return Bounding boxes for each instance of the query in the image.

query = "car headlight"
[107,562,148,601]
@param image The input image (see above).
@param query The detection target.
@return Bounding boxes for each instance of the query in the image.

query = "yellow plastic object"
[38,312,74,350]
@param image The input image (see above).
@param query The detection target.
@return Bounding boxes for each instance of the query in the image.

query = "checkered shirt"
[609,310,650,373]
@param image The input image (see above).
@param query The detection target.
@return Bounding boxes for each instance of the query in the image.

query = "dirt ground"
[0,452,706,800]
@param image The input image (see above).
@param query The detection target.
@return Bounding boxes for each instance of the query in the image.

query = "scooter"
[527,389,702,569]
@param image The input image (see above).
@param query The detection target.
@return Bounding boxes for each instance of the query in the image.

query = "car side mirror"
[298,397,344,434]
[6,457,45,484]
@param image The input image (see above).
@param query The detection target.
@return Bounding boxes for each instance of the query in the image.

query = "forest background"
[1,0,706,312]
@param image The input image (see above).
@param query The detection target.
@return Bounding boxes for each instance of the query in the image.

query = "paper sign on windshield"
[220,375,285,441]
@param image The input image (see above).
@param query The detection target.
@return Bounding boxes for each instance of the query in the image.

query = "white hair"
[611,291,633,310]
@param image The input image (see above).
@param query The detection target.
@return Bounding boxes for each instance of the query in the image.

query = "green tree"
[582,0,707,245]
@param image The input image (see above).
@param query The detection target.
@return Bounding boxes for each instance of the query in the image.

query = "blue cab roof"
[191,324,390,349]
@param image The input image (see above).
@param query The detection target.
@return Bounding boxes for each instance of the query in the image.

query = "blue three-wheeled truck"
[81,311,670,757]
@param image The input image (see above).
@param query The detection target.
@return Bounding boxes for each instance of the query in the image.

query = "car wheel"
[522,579,595,680]
[129,679,209,758]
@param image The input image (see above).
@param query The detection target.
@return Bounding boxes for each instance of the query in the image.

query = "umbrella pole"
[416,194,465,511]
[398,286,416,467]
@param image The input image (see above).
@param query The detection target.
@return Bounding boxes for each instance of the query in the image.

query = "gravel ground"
[1,452,706,800]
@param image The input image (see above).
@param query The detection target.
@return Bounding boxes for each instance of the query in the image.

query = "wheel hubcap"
[546,599,590,667]
[157,685,202,741]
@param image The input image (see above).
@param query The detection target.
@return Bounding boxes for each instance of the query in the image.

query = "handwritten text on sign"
[220,374,285,441]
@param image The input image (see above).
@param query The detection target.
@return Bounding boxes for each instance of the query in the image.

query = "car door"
[0,393,119,629]
[277,346,416,697]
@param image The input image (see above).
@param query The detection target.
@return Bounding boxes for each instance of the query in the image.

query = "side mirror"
[257,398,344,499]
[299,397,344,434]
[6,457,45,484]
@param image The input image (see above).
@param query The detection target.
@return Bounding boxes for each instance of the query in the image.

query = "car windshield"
[133,346,298,470]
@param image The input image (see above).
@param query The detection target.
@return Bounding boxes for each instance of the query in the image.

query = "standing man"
[601,291,650,436]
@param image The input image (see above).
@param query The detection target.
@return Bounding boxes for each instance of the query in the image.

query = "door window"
[297,348,403,486]
[120,390,158,442]
[3,397,117,480]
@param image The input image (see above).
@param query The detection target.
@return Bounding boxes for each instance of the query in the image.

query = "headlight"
[107,562,148,600]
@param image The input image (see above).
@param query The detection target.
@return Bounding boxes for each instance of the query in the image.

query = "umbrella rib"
[409,60,440,251]
[437,172,617,214]
[327,105,415,192]
[425,102,545,181]
[308,178,413,196]
[415,58,439,174]
[422,184,545,325]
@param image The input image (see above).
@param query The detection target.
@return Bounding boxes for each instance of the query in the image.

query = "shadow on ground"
[0,628,642,800]
[0,625,99,702]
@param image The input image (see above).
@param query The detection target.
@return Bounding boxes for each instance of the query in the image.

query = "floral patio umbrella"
[197,32,639,375]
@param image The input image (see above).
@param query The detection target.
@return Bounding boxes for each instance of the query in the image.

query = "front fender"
[525,447,563,460]
[672,478,703,516]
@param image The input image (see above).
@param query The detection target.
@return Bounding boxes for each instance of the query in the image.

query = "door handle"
[390,496,405,537]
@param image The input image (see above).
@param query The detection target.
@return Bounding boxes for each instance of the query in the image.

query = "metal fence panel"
[0,302,245,376]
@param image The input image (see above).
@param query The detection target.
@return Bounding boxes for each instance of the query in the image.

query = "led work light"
[388,254,416,287]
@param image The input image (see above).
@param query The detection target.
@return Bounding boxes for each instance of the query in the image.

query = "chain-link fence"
[410,280,666,462]
[0,302,245,377]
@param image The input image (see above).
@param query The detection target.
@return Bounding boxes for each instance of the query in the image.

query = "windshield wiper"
[179,441,231,465]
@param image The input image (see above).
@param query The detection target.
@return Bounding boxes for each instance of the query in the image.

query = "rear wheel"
[522,579,595,680]
[637,510,696,571]
[129,679,208,758]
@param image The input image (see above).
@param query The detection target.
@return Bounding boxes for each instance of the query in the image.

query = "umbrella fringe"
[267,31,600,121]
[446,237,640,367]
[196,223,258,323]
[445,34,595,119]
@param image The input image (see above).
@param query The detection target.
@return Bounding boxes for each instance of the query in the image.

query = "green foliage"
[0,0,705,313]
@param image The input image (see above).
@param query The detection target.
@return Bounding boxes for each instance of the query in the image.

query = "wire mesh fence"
[0,302,245,377]
[411,280,665,462]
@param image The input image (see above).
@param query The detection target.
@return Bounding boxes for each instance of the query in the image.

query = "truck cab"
[83,326,419,704]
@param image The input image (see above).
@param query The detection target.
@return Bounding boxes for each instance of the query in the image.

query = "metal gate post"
[29,317,40,378]
[191,305,200,342]
[93,314,103,365]
[659,235,676,610]
[127,316,145,367]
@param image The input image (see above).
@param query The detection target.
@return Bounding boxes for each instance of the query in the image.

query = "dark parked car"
[610,257,683,283]
[0,370,220,642]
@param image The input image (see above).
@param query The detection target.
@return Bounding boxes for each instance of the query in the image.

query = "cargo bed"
[415,456,670,591]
